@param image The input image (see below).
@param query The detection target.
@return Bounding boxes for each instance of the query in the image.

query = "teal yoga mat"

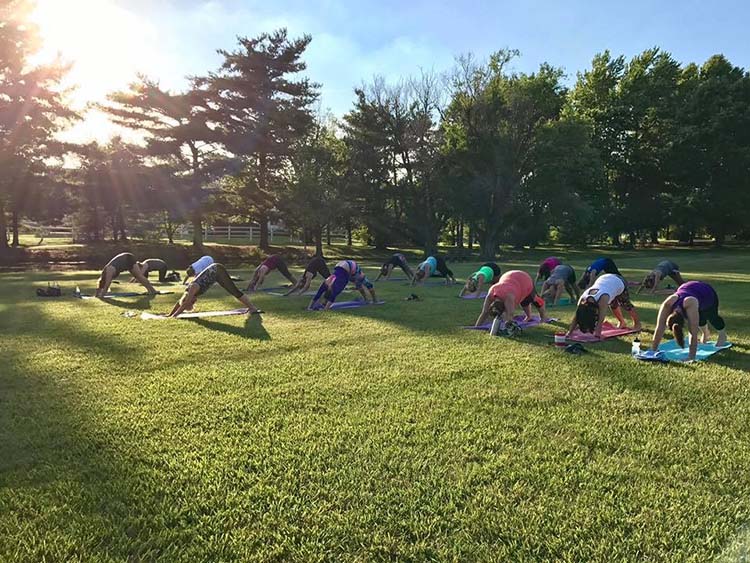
[655,340,732,362]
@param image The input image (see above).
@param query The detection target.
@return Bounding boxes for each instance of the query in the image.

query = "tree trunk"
[326,224,331,246]
[457,220,464,249]
[315,226,323,257]
[479,228,500,260]
[468,224,473,250]
[192,211,203,247]
[347,222,352,246]
[650,229,659,245]
[111,215,118,242]
[11,208,19,247]
[0,202,8,250]
[714,231,725,247]
[259,213,269,251]
[117,206,127,241]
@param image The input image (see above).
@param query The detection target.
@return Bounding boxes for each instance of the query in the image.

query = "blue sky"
[100,0,750,117]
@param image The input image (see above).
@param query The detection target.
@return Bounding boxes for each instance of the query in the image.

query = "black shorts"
[699,292,725,330]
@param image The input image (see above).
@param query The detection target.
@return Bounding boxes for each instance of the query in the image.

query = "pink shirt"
[489,270,534,307]
[541,257,562,272]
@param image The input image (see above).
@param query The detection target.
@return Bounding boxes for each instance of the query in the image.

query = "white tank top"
[580,273,624,305]
[191,255,214,274]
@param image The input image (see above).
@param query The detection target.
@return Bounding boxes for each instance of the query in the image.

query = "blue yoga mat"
[76,290,174,299]
[460,292,487,299]
[636,340,733,362]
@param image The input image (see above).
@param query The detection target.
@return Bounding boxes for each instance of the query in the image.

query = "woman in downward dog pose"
[649,281,727,361]
[475,270,547,327]
[412,255,456,286]
[168,263,260,318]
[96,252,157,297]
[459,262,502,297]
[567,273,641,340]
[307,262,351,311]
[246,254,297,291]
[540,264,579,305]
[536,256,562,283]
[578,257,622,290]
[284,256,331,296]
[375,253,414,281]
[637,260,685,294]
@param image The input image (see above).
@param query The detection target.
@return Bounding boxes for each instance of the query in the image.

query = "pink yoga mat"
[566,321,640,342]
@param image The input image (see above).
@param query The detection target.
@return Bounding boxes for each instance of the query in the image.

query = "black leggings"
[699,302,726,331]
[306,257,330,278]
[216,264,244,298]
[435,256,454,278]
[275,260,295,283]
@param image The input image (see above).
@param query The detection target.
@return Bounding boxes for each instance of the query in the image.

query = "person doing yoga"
[649,281,727,361]
[246,255,297,291]
[567,273,641,339]
[578,257,621,290]
[375,253,414,281]
[540,264,580,305]
[168,263,260,318]
[412,255,456,286]
[96,252,156,297]
[284,256,331,296]
[185,256,214,281]
[637,260,686,294]
[460,262,502,297]
[536,257,562,283]
[475,270,547,327]
[307,263,351,311]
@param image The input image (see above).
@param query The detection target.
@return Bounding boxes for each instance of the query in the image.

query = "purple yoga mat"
[310,300,386,311]
[462,315,557,331]
[460,292,488,300]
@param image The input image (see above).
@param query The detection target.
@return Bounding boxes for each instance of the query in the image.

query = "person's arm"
[475,276,485,294]
[566,313,579,337]
[593,298,609,339]
[300,276,313,294]
[629,306,641,330]
[475,294,493,326]
[283,277,304,296]
[685,302,700,360]
[650,298,673,351]
[132,266,157,295]
[459,284,468,297]
[636,274,649,295]
[169,286,198,317]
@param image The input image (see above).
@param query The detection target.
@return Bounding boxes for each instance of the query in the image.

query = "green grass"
[1,248,749,561]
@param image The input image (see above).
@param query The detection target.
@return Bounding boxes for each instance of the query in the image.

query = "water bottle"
[490,317,503,336]
[631,337,641,356]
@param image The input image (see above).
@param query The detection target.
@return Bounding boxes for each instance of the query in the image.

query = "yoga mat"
[141,308,252,320]
[645,340,733,362]
[460,292,487,299]
[566,321,640,342]
[310,300,385,311]
[76,290,174,300]
[383,277,409,282]
[462,315,557,331]
[255,285,293,293]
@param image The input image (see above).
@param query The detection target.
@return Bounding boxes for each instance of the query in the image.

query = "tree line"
[2,0,749,258]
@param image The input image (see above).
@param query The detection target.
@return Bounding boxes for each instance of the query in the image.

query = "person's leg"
[705,305,727,346]
[216,264,246,299]
[246,266,263,291]
[131,267,157,295]
[610,304,627,327]
[564,282,576,302]
[276,260,297,285]
[670,271,686,286]
[158,265,168,282]
[96,266,115,297]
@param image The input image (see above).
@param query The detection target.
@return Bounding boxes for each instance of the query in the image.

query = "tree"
[205,28,319,250]
[103,79,226,247]
[278,117,347,256]
[0,0,77,248]
[441,51,566,258]
[671,55,750,245]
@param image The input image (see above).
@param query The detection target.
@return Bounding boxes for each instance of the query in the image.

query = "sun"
[31,0,161,142]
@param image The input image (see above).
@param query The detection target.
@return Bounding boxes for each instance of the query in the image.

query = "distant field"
[1,248,748,561]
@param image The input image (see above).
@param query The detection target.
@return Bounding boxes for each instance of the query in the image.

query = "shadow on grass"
[189,314,271,341]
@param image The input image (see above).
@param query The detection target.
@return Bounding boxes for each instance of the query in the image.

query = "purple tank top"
[674,281,716,312]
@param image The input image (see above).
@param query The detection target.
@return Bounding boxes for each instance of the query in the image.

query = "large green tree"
[205,28,318,250]
[0,0,77,248]
[441,51,566,258]
[103,79,225,246]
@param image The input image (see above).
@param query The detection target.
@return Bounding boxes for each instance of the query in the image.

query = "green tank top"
[472,266,495,283]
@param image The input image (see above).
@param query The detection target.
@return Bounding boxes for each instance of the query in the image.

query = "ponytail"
[667,311,686,348]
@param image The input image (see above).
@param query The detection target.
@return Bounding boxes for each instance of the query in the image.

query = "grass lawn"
[1,248,749,561]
